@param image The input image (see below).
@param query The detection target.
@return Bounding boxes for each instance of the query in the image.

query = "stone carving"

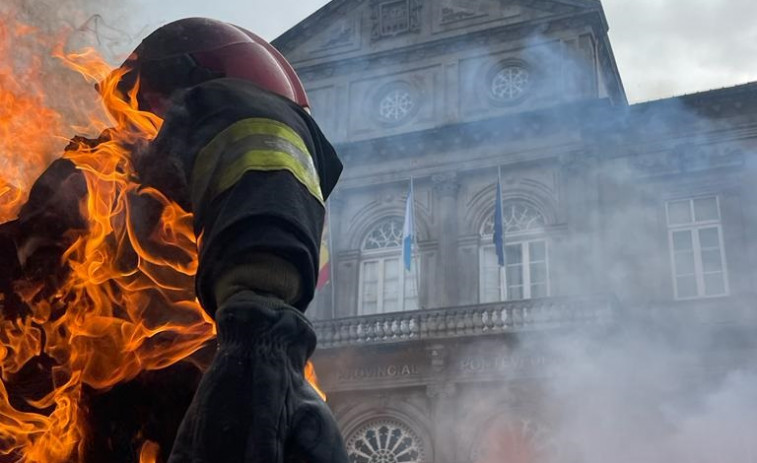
[346,419,427,463]
[370,0,423,40]
[338,363,421,381]
[426,343,447,373]
[487,61,532,105]
[440,0,487,24]
[320,20,357,49]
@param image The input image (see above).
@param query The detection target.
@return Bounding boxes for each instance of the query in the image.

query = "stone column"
[327,191,350,319]
[432,173,461,307]
[425,344,457,463]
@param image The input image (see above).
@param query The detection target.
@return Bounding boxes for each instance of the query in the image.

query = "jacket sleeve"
[143,78,342,316]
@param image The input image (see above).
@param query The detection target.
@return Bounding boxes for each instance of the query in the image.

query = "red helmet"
[115,18,309,115]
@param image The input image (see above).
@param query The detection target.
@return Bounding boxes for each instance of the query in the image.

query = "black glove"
[166,291,348,463]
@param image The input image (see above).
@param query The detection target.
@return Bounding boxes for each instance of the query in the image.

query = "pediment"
[274,0,603,65]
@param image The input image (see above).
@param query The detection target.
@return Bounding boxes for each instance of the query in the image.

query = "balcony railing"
[313,295,618,349]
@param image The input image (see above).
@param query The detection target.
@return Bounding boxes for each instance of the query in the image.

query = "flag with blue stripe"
[493,178,506,267]
[402,181,414,271]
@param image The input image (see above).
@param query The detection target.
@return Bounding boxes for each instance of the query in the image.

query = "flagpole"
[327,202,336,320]
[497,165,506,300]
[410,176,422,309]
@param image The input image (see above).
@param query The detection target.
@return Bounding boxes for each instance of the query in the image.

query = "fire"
[0,11,327,463]
[0,14,216,463]
[0,21,66,222]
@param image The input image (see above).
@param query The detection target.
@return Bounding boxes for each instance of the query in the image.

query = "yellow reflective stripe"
[216,149,324,204]
[192,117,323,205]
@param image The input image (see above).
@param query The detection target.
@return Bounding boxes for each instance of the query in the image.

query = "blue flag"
[402,181,414,271]
[493,178,506,266]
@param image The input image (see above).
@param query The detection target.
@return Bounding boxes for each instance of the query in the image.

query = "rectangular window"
[480,240,549,302]
[666,197,728,299]
[359,256,419,315]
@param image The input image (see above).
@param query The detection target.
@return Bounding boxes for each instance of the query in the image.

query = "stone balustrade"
[312,295,617,348]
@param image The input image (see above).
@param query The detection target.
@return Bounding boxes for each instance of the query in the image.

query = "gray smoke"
[312,23,757,462]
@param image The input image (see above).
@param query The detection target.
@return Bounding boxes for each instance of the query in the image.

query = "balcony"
[313,295,618,349]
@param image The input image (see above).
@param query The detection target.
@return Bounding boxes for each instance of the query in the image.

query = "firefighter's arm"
[140,79,347,463]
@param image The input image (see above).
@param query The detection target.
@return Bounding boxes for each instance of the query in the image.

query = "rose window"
[347,419,426,463]
[490,64,530,102]
[378,88,415,123]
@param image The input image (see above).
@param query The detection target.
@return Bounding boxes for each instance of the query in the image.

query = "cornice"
[273,0,605,55]
[335,98,605,166]
[292,11,606,82]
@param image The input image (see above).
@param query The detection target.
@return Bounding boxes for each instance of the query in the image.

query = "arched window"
[359,217,419,315]
[479,201,550,302]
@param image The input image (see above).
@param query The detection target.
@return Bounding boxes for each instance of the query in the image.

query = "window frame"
[357,249,419,315]
[479,238,550,303]
[666,196,730,300]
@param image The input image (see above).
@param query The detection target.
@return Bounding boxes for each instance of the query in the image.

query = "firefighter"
[2,17,349,463]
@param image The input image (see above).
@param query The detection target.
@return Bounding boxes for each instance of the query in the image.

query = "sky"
[123,0,757,104]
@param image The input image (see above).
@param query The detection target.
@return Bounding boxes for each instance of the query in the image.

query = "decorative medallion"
[370,0,423,40]
[375,81,419,125]
[488,61,531,104]
[346,419,427,463]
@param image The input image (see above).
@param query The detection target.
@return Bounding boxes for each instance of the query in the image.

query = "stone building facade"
[273,1,757,462]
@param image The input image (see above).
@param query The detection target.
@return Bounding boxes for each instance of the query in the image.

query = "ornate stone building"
[273,1,757,462]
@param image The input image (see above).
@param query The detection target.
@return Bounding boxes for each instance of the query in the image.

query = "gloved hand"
[166,291,348,463]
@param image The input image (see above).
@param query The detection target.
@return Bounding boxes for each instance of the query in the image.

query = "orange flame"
[0,18,212,463]
[305,360,326,401]
[0,13,326,463]
[0,21,66,221]
[138,440,161,463]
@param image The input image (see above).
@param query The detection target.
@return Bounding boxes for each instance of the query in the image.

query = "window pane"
[483,247,498,267]
[506,244,522,264]
[384,258,399,279]
[531,283,548,298]
[507,265,523,286]
[482,283,500,303]
[668,200,692,225]
[676,275,698,298]
[404,270,417,297]
[703,273,726,296]
[694,197,719,222]
[674,251,695,276]
[363,261,378,280]
[383,296,398,313]
[383,284,399,311]
[363,301,378,315]
[698,227,720,248]
[672,231,693,251]
[529,241,546,261]
[362,261,379,314]
[508,285,524,300]
[530,263,547,284]
[404,296,418,311]
[701,249,723,272]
